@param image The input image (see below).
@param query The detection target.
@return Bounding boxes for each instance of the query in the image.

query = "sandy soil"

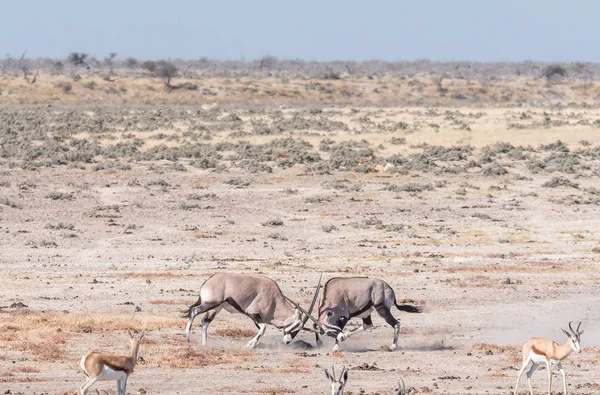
[1,104,600,395]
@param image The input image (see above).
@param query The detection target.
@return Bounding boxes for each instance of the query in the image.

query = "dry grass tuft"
[10,366,40,373]
[0,312,180,334]
[28,334,66,360]
[469,343,516,353]
[214,328,257,338]
[157,347,255,368]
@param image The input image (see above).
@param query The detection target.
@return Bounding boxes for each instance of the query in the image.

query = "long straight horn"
[283,295,318,325]
[301,274,322,327]
[332,366,335,381]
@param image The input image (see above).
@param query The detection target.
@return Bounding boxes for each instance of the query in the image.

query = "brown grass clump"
[214,385,297,394]
[10,366,40,373]
[214,328,257,338]
[149,299,191,305]
[0,312,180,334]
[158,347,255,369]
[28,334,66,360]
[469,343,516,353]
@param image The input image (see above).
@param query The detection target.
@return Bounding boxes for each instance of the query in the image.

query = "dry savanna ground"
[1,67,600,394]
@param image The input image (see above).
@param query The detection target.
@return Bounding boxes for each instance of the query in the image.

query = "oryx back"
[184,272,320,348]
[318,276,421,352]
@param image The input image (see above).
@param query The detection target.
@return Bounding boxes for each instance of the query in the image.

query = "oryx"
[316,277,421,352]
[183,273,321,348]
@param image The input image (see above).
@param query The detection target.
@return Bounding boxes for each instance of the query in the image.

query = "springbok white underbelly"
[529,350,560,365]
[97,365,128,381]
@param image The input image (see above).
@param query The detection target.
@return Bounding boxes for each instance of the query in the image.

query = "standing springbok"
[324,366,349,395]
[316,277,421,352]
[513,321,583,395]
[79,330,145,395]
[184,273,321,348]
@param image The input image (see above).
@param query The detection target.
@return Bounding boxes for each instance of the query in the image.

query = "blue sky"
[1,0,597,62]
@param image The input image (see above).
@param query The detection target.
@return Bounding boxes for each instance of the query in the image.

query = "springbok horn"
[568,321,575,334]
[301,274,322,327]
[577,321,582,333]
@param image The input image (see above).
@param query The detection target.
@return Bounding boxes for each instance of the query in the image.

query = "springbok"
[513,321,583,395]
[396,379,416,395]
[316,277,421,352]
[324,366,349,395]
[184,273,321,348]
[79,330,145,395]
[201,102,218,111]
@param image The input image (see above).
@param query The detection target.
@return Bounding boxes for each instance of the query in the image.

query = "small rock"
[500,277,511,285]
[135,306,142,312]
[9,302,28,309]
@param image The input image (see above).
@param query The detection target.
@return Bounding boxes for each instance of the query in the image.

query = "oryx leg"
[332,338,340,353]
[246,321,266,348]
[514,357,531,395]
[344,315,373,338]
[375,304,400,351]
[116,379,121,395]
[374,304,401,351]
[185,302,222,343]
[201,305,223,346]
[557,362,566,395]
[526,362,539,395]
[315,333,322,347]
[80,376,99,395]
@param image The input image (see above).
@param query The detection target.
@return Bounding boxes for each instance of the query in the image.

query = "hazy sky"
[1,0,597,62]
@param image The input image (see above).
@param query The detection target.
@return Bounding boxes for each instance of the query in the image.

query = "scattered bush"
[262,218,283,227]
[45,191,74,200]
[543,65,567,81]
[542,176,579,188]
[67,52,88,66]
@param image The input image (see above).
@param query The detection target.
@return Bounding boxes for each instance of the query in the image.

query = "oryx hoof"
[332,344,340,353]
[246,339,258,348]
[389,344,397,351]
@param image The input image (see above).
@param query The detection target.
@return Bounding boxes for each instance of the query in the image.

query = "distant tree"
[543,64,567,81]
[259,55,277,70]
[154,60,178,86]
[104,52,118,70]
[67,52,88,66]
[141,60,157,73]
[141,60,178,86]
[125,57,138,69]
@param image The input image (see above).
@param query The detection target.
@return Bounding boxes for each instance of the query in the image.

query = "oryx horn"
[301,273,322,327]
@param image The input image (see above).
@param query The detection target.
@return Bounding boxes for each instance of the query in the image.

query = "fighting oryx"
[316,277,421,352]
[183,273,321,348]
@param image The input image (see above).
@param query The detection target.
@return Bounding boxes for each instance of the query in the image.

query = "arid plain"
[1,63,600,394]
